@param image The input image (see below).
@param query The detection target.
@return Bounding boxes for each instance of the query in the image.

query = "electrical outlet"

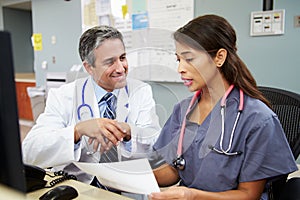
[51,35,56,44]
[294,15,300,28]
[41,61,47,69]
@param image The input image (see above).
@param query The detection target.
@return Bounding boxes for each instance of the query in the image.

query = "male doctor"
[22,25,161,185]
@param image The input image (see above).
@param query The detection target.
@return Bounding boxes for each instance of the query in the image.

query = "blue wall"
[31,0,82,85]
[195,0,300,93]
[27,0,299,127]
[29,0,299,94]
[1,0,299,161]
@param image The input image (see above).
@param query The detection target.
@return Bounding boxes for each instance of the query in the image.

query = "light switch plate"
[294,15,300,28]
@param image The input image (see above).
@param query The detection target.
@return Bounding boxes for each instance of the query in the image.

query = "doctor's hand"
[74,118,129,153]
[149,186,196,200]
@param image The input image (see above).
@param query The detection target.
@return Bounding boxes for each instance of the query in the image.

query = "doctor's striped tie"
[99,92,118,163]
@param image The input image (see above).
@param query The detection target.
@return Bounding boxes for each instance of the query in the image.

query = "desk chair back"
[258,86,300,200]
[280,177,300,200]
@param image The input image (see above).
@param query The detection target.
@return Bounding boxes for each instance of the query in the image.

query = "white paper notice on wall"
[250,9,285,36]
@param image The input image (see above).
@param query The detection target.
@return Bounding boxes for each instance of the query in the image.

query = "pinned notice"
[32,33,43,51]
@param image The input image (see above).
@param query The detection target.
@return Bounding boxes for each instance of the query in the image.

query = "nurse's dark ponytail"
[174,14,271,108]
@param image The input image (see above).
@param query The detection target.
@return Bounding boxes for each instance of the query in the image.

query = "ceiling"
[4,1,31,11]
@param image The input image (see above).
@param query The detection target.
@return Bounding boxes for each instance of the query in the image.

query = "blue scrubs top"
[153,88,298,199]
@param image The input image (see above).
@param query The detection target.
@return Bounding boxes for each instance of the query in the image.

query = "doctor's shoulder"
[47,81,76,101]
[126,78,152,94]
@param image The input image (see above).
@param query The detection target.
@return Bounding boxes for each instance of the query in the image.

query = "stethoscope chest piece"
[173,156,185,170]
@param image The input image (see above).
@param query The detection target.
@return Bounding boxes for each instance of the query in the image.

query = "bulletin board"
[81,0,194,82]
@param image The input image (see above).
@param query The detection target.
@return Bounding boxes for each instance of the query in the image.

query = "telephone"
[24,164,77,192]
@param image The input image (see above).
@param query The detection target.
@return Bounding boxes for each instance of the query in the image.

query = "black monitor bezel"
[0,31,27,193]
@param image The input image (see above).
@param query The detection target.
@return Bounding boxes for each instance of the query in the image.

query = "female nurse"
[150,14,298,200]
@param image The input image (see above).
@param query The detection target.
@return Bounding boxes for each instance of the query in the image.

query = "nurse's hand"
[74,118,129,153]
[96,121,131,152]
[149,186,195,200]
[117,122,131,141]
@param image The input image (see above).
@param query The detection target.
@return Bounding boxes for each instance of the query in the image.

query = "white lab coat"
[22,76,161,183]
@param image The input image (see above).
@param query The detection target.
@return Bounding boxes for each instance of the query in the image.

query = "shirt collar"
[90,78,119,103]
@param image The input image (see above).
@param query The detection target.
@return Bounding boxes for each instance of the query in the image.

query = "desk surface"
[0,184,28,199]
[0,180,133,200]
[27,179,132,200]
[3,164,298,199]
[15,73,35,83]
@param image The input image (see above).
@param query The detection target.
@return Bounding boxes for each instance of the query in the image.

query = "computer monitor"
[0,31,27,193]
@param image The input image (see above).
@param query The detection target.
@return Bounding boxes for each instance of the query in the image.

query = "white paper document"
[73,158,160,194]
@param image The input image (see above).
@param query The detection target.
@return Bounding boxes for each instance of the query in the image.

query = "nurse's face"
[87,38,128,92]
[175,41,219,92]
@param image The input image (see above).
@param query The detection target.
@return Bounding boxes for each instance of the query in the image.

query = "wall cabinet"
[15,81,35,121]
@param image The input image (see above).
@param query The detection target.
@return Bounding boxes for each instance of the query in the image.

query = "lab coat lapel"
[85,77,99,118]
[116,86,129,123]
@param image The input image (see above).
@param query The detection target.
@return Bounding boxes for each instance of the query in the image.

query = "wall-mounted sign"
[250,9,285,36]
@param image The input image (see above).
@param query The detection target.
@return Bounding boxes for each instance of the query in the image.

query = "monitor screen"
[0,31,27,193]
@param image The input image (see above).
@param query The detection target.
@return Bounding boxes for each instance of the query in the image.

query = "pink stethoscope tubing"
[176,89,202,157]
[174,85,244,170]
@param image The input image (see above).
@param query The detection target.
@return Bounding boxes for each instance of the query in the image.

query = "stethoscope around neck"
[173,85,244,170]
[77,79,94,120]
[77,78,129,121]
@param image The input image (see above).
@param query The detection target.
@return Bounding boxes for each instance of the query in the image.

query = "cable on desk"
[45,171,77,188]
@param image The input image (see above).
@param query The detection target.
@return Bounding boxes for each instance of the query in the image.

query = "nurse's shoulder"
[243,94,277,121]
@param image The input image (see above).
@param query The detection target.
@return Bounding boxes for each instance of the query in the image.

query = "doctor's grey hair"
[79,25,124,67]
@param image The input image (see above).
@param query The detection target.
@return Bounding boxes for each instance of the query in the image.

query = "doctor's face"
[87,38,128,92]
